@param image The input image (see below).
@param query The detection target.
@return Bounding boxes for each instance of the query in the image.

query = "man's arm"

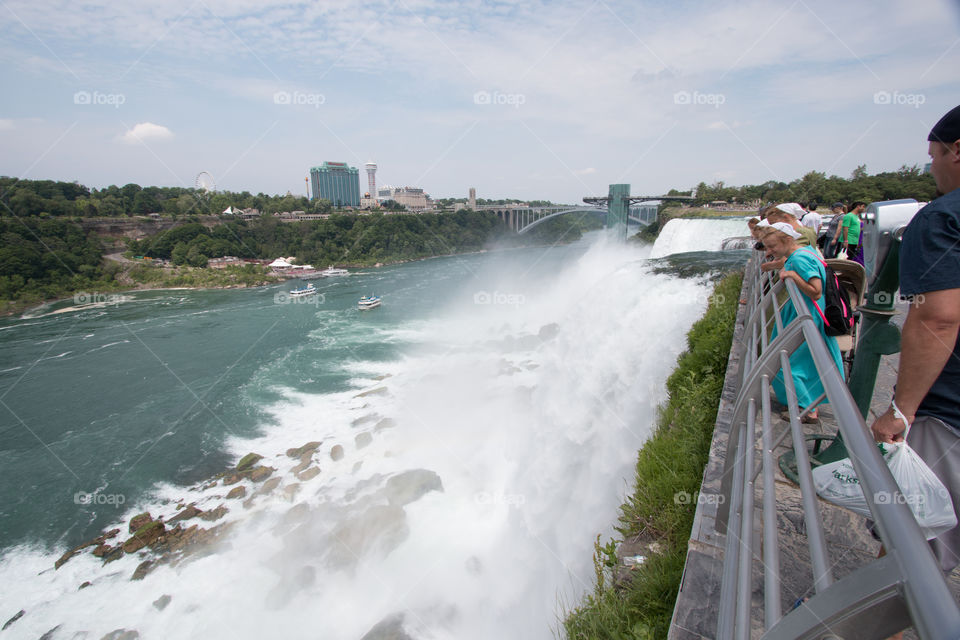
[833,217,847,243]
[871,287,960,442]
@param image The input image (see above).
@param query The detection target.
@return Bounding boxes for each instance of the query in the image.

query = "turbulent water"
[0,231,725,639]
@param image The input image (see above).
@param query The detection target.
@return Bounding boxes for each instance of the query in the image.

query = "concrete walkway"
[668,300,960,639]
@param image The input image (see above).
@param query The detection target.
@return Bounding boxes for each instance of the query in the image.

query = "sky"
[1,0,959,204]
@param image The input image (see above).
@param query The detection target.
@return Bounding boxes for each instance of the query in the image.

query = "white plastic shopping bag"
[812,442,957,540]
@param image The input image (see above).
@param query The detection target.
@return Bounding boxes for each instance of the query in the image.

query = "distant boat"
[320,266,349,277]
[289,284,318,298]
[358,295,381,310]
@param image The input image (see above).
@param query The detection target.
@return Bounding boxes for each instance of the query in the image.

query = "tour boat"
[289,284,318,298]
[358,295,381,310]
[319,266,349,277]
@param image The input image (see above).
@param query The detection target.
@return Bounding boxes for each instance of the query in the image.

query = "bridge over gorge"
[477,185,694,237]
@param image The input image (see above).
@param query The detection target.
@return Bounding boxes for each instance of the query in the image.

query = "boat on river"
[289,284,318,298]
[320,266,349,277]
[358,295,381,310]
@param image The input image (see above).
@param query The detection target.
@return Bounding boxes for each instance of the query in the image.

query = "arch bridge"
[479,200,662,235]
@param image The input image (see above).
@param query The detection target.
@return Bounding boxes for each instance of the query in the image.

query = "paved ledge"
[667,278,959,639]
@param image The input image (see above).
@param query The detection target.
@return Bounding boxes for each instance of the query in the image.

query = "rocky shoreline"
[2,375,448,640]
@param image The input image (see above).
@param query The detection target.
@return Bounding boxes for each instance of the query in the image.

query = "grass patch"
[563,272,743,639]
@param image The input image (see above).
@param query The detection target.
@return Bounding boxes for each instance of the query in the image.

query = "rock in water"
[286,441,322,458]
[39,626,61,640]
[128,512,153,533]
[236,453,263,472]
[2,610,24,631]
[249,466,274,482]
[360,613,413,640]
[297,467,320,481]
[153,595,172,611]
[355,432,373,449]
[226,486,246,500]
[330,444,345,461]
[100,630,140,640]
[131,560,155,581]
[122,520,165,553]
[168,504,203,523]
[384,469,444,507]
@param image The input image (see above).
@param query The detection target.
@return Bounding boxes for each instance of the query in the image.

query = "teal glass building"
[310,162,360,207]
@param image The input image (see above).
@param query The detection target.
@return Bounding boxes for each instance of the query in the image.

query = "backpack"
[803,248,855,336]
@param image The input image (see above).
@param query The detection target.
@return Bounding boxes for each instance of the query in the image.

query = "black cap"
[928,105,960,144]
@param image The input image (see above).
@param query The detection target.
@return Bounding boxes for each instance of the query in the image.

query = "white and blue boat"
[358,295,381,310]
[289,284,318,298]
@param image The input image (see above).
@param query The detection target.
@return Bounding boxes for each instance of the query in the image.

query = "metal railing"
[714,253,960,639]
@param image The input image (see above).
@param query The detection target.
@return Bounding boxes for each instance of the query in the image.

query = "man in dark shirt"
[872,104,960,572]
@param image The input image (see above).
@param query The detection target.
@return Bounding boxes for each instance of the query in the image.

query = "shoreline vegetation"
[563,272,743,639]
[1,209,602,317]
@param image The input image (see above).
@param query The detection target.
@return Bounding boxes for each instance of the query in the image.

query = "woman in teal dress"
[761,222,845,422]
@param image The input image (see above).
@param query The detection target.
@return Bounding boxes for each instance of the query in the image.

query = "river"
[0,226,747,639]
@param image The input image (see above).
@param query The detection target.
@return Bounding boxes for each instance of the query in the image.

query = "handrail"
[713,253,960,639]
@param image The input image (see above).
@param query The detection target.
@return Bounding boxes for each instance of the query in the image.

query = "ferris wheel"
[195,171,216,193]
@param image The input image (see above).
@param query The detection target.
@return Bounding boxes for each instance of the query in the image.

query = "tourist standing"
[801,203,823,233]
[832,201,865,259]
[871,104,960,573]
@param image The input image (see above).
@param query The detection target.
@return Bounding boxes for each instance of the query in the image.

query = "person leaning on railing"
[871,103,960,575]
[761,222,845,423]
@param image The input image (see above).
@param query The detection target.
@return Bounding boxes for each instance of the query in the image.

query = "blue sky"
[1,0,958,204]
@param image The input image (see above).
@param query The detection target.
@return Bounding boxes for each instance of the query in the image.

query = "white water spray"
[0,238,714,640]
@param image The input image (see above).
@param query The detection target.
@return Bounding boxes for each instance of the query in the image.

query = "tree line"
[677,164,936,207]
[1,207,599,307]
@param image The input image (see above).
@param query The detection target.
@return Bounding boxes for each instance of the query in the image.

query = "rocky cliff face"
[79,216,221,244]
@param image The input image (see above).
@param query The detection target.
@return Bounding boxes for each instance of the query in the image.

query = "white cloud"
[574,167,597,175]
[121,122,173,144]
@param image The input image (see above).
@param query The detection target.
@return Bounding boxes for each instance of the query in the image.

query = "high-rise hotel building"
[310,162,360,207]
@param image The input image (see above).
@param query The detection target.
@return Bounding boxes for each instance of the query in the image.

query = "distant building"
[468,187,476,210]
[378,186,432,211]
[310,162,360,208]
[365,162,377,199]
